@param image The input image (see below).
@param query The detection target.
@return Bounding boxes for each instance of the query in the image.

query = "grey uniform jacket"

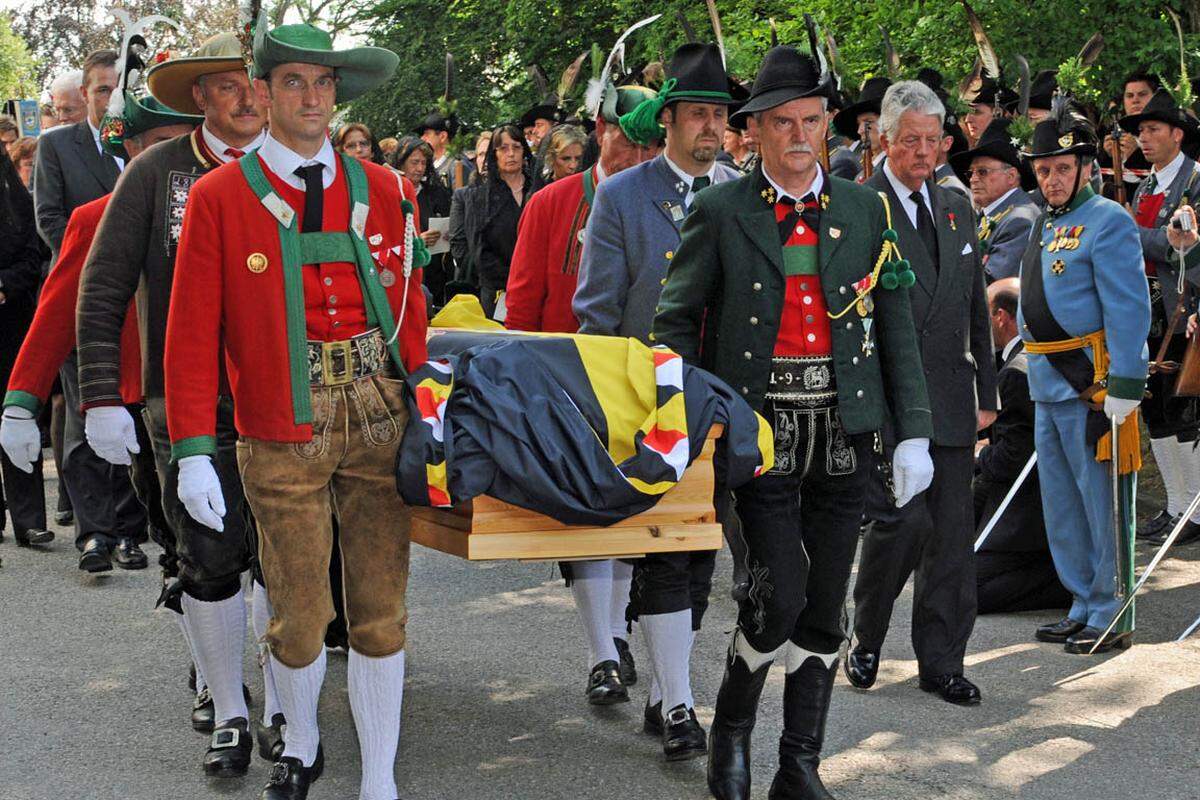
[33,121,121,255]
[866,171,998,447]
[1133,156,1200,319]
[981,188,1039,281]
[573,154,740,341]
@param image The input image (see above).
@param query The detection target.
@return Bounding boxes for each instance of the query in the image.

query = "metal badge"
[671,204,685,221]
[246,253,268,274]
[379,268,397,288]
[829,227,842,239]
[1051,259,1066,275]
[862,318,875,357]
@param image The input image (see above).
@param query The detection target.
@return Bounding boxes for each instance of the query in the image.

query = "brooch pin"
[862,318,875,357]
[948,212,957,231]
[246,253,268,274]
[830,227,842,239]
[761,186,776,205]
[1051,258,1066,275]
[820,193,830,211]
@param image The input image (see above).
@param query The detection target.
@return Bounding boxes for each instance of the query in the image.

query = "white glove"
[0,406,41,473]
[177,455,226,532]
[85,406,140,465]
[1104,395,1140,424]
[892,437,934,508]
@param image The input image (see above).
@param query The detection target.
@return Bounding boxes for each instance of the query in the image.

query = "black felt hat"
[663,43,737,105]
[1024,99,1097,159]
[415,111,460,138]
[950,117,1035,188]
[831,77,891,140]
[1028,70,1059,111]
[1119,88,1200,143]
[729,45,830,126]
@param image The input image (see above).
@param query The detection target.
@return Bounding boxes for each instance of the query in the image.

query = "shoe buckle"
[211,726,241,750]
[665,706,690,725]
[268,762,289,785]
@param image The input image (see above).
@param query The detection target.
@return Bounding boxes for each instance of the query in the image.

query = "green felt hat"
[252,18,398,103]
[100,94,203,161]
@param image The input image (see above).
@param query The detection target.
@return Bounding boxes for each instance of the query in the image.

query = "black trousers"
[630,550,716,631]
[0,445,46,536]
[853,444,977,678]
[1142,332,1198,441]
[127,405,171,562]
[976,550,1071,615]
[60,352,145,549]
[729,402,873,655]
[144,397,252,602]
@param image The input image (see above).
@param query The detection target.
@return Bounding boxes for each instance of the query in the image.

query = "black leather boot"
[768,655,838,800]
[707,651,772,800]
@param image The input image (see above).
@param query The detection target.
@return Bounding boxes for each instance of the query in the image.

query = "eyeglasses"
[966,166,1014,179]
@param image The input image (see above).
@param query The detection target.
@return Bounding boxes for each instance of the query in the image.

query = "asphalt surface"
[1,460,1198,800]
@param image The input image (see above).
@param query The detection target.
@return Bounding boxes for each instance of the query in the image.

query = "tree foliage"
[348,0,1200,145]
[0,13,38,100]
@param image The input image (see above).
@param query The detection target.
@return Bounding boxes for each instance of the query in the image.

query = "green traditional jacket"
[652,166,933,442]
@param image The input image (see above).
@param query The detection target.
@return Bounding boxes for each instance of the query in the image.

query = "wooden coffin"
[410,429,724,561]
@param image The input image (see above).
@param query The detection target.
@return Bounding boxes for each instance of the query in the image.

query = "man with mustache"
[73,33,271,777]
[572,41,740,761]
[652,45,933,799]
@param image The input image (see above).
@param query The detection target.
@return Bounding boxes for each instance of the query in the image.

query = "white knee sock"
[640,610,693,712]
[181,588,248,723]
[642,621,661,705]
[784,642,838,672]
[610,560,634,641]
[733,629,780,672]
[251,581,283,726]
[273,648,326,767]
[1152,437,1186,516]
[569,560,619,668]
[176,613,206,694]
[348,649,405,800]
[1177,440,1200,522]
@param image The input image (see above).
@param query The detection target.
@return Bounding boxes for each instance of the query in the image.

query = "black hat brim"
[519,104,563,129]
[729,85,826,126]
[831,99,880,141]
[950,143,1036,191]
[1119,109,1200,143]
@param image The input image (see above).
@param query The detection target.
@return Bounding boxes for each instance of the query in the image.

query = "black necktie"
[691,175,711,194]
[910,190,939,266]
[294,164,324,233]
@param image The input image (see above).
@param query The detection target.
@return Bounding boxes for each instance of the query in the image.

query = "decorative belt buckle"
[322,340,355,386]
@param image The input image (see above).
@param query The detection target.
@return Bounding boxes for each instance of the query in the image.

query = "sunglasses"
[966,166,1015,179]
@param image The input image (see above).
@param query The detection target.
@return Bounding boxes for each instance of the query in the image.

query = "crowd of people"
[0,8,1197,800]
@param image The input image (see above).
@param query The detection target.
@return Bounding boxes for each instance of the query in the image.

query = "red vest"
[773,194,833,356]
[1135,190,1166,276]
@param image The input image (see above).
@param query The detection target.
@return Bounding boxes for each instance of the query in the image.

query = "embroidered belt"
[764,356,837,406]
[307,328,393,387]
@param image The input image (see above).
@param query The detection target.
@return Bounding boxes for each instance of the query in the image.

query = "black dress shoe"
[1173,519,1200,546]
[1064,626,1133,654]
[192,688,215,732]
[257,713,286,761]
[844,646,879,689]
[203,717,252,777]
[1035,617,1086,643]
[15,529,53,546]
[1136,509,1174,540]
[586,660,629,705]
[78,537,112,573]
[662,704,706,761]
[643,699,663,735]
[54,509,74,525]
[614,637,637,685]
[113,538,149,570]
[919,674,981,706]
[261,746,325,800]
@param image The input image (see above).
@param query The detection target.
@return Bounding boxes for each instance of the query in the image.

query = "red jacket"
[504,167,595,333]
[164,153,427,458]
[4,195,141,413]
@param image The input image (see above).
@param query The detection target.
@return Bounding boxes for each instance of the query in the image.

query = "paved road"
[1,468,1197,800]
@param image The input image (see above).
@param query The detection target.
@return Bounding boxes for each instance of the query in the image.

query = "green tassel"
[401,199,415,215]
[883,260,896,274]
[896,259,910,272]
[882,228,898,243]
[881,272,899,290]
[411,236,431,269]
[618,78,676,146]
[898,269,915,288]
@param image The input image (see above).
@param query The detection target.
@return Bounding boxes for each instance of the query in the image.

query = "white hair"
[879,80,944,141]
[49,70,84,100]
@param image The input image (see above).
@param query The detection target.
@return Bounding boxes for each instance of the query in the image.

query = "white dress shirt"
[202,124,267,165]
[664,153,718,208]
[883,160,932,230]
[257,133,338,190]
[1150,150,1186,195]
[89,119,124,172]
[1001,334,1021,363]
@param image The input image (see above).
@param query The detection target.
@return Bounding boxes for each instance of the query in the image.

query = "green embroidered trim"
[299,231,357,265]
[170,435,217,462]
[3,390,41,414]
[238,153,313,426]
[582,166,597,207]
[342,154,406,377]
[782,246,818,276]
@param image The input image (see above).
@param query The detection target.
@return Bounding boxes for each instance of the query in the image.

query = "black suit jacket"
[975,341,1048,553]
[867,170,998,447]
[32,121,120,254]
